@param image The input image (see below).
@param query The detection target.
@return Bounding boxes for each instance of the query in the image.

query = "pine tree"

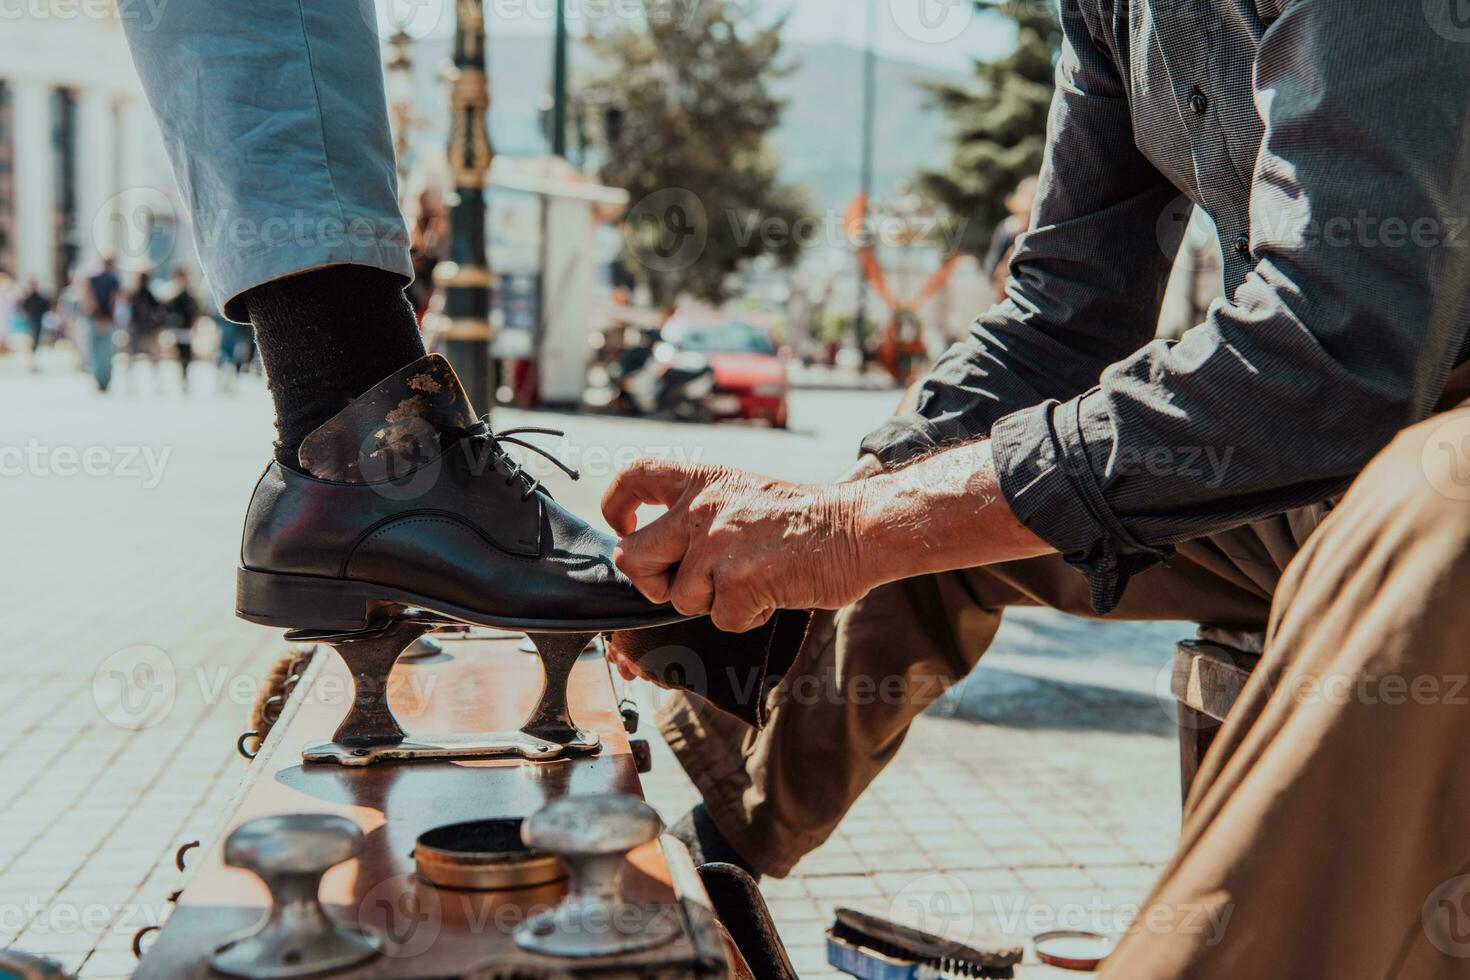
[919,1,1059,255]
[588,0,809,305]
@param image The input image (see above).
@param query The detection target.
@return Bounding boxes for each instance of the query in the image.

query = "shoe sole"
[236,567,692,635]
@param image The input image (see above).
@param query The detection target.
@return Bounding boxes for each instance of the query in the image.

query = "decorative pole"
[551,0,569,158]
[385,23,416,189]
[853,0,878,365]
[436,0,496,409]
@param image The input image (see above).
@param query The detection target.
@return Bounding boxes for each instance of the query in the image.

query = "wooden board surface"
[135,633,722,979]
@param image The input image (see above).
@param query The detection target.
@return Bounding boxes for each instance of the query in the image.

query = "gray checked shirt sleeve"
[862,0,1470,612]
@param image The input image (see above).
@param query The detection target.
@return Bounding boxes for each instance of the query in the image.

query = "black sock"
[243,265,427,469]
[670,804,760,878]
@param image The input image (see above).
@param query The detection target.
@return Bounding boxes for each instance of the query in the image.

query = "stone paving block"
[76,948,139,978]
[804,874,884,900]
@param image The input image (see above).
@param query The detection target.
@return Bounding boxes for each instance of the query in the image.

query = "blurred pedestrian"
[0,273,15,356]
[83,256,122,392]
[212,303,238,390]
[406,186,448,324]
[20,278,50,373]
[163,267,200,391]
[982,175,1038,298]
[126,271,163,382]
[211,294,256,388]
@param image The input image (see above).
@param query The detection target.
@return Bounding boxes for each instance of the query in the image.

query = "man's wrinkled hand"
[601,459,871,633]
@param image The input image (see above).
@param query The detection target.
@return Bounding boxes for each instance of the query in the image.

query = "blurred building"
[0,9,175,291]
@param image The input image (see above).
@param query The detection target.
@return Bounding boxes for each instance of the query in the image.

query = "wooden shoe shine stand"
[134,622,743,979]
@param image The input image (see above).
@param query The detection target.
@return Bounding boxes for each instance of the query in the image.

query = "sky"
[776,0,1014,70]
[384,0,1015,73]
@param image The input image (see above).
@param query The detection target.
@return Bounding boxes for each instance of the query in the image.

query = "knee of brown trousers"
[1102,407,1470,980]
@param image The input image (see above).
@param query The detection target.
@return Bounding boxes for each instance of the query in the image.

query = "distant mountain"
[768,42,970,214]
[406,34,971,216]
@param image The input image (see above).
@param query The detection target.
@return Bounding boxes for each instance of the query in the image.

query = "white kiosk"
[488,157,630,405]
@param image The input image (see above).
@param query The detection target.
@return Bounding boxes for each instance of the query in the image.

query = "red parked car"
[661,318,790,428]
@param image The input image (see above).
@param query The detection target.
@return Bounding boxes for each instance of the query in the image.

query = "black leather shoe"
[236,354,686,633]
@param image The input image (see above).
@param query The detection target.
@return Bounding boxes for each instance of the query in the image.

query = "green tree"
[588,0,809,305]
[919,1,1058,255]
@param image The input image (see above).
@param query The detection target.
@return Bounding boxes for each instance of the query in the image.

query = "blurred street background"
[0,1,1215,976]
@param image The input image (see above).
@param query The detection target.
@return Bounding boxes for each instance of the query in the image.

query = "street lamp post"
[551,0,569,158]
[436,0,496,409]
[853,0,878,366]
[385,23,416,189]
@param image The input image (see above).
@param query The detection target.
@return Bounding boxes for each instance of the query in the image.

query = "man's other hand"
[601,459,871,633]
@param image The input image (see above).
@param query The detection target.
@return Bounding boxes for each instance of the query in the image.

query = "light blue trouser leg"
[118,0,412,321]
[87,319,115,390]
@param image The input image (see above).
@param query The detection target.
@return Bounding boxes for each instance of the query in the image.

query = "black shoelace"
[454,416,581,501]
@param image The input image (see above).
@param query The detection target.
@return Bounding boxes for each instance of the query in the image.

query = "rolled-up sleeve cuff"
[990,397,1170,614]
[858,413,947,467]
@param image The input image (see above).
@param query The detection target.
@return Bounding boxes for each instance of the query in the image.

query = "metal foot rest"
[282,612,601,766]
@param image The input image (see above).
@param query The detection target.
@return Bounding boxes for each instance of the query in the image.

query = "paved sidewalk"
[0,363,1189,978]
[637,608,1187,979]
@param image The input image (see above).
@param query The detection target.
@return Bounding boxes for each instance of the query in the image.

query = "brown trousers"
[658,404,1470,978]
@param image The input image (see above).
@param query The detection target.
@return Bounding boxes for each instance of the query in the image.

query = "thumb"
[601,458,701,535]
[613,509,691,603]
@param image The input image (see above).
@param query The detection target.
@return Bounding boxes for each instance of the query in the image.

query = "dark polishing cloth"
[614,609,812,728]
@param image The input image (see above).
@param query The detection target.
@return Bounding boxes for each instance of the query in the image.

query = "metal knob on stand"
[514,795,680,958]
[211,814,382,979]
